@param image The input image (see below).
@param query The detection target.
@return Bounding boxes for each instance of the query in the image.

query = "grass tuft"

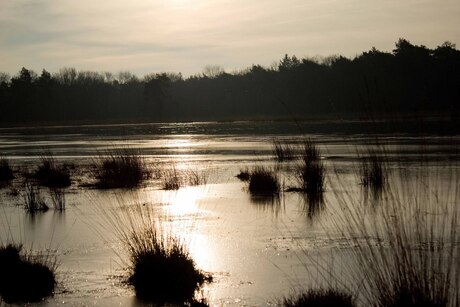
[248,166,280,195]
[283,288,355,307]
[236,168,250,181]
[294,141,325,199]
[23,184,49,213]
[94,148,151,189]
[273,139,297,162]
[161,166,181,190]
[0,156,14,182]
[34,152,71,188]
[0,244,56,303]
[49,188,66,211]
[360,151,386,192]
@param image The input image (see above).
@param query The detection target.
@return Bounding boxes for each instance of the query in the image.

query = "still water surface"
[0,121,459,306]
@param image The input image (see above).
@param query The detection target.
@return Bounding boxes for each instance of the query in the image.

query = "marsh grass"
[94,198,211,304]
[326,163,460,307]
[292,141,325,201]
[283,288,355,307]
[94,148,151,189]
[248,166,280,195]
[34,152,71,188]
[236,168,250,181]
[161,165,209,190]
[360,150,386,192]
[161,166,181,190]
[273,139,297,162]
[49,188,66,211]
[0,156,14,182]
[0,243,56,303]
[23,184,48,213]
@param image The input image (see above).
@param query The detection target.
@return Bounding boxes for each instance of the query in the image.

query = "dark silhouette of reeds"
[23,184,48,213]
[236,168,250,181]
[0,244,56,303]
[34,152,71,188]
[127,228,210,303]
[360,150,385,188]
[94,148,151,189]
[283,288,355,307]
[49,187,66,211]
[161,166,181,190]
[0,156,14,182]
[273,140,296,162]
[248,166,280,195]
[294,141,325,200]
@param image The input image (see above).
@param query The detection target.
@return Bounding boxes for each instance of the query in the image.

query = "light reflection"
[162,186,205,216]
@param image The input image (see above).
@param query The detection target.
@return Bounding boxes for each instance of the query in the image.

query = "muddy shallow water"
[0,121,459,306]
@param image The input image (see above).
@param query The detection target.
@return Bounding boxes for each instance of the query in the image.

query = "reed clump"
[23,184,48,213]
[273,139,297,162]
[0,156,14,182]
[49,187,66,211]
[0,244,56,303]
[294,141,325,199]
[283,288,355,307]
[94,148,151,189]
[360,151,385,191]
[248,166,280,195]
[161,166,181,190]
[236,168,250,181]
[34,153,71,188]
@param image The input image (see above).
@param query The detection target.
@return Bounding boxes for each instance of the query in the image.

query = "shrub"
[283,288,355,307]
[34,153,71,188]
[0,244,56,303]
[273,139,296,162]
[248,166,280,195]
[94,148,151,189]
[23,184,48,213]
[0,156,14,182]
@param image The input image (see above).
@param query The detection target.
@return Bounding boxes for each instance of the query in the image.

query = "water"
[0,121,459,306]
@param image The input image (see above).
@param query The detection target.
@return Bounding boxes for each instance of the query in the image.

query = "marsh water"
[0,120,459,306]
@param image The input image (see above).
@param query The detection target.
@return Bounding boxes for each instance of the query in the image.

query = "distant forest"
[0,39,459,125]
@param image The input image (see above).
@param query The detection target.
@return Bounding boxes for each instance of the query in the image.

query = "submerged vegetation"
[94,148,151,189]
[0,244,56,303]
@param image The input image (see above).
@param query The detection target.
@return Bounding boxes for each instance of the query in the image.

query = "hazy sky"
[1,0,459,77]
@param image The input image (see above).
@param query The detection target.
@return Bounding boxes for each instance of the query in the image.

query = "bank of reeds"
[34,152,71,188]
[248,166,280,195]
[96,200,211,304]
[0,156,14,182]
[23,184,48,213]
[273,140,297,162]
[94,148,151,189]
[283,288,355,307]
[0,243,56,303]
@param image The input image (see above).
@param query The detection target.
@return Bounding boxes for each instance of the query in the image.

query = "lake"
[0,120,459,306]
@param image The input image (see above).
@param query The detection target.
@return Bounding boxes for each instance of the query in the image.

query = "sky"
[0,0,459,78]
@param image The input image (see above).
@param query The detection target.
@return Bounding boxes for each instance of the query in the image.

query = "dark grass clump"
[294,141,325,199]
[248,166,280,195]
[273,139,297,162]
[161,166,181,190]
[236,168,250,181]
[0,156,14,182]
[127,228,210,304]
[283,288,355,307]
[0,244,56,303]
[94,148,151,189]
[24,184,49,213]
[360,152,385,192]
[49,187,66,211]
[34,153,71,188]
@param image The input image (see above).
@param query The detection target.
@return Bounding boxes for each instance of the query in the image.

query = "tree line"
[0,38,459,125]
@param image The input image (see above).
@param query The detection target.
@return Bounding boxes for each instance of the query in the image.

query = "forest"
[0,38,459,125]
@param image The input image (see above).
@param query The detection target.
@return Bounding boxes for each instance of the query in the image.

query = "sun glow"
[163,186,206,216]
